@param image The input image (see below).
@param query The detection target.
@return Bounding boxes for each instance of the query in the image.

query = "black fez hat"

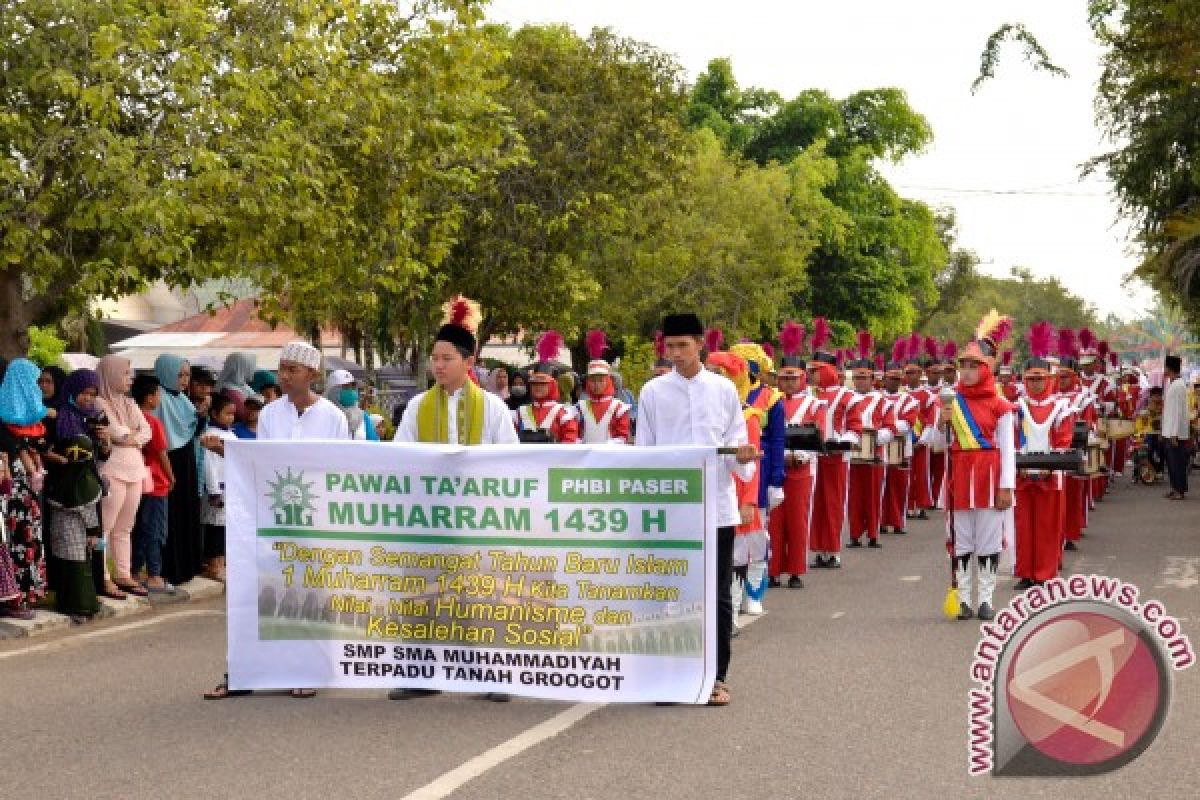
[661,313,704,337]
[779,356,806,370]
[436,323,476,354]
[1165,355,1182,372]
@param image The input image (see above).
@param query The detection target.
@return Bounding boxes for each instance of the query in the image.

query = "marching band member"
[846,332,894,549]
[807,318,862,568]
[1054,329,1092,550]
[905,336,940,520]
[576,330,631,444]
[729,341,786,523]
[936,312,1016,622]
[706,350,769,624]
[1012,322,1074,589]
[767,322,821,588]
[881,345,920,535]
[997,351,1020,402]
[514,331,579,443]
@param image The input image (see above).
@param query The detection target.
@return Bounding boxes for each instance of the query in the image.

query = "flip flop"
[204,674,253,700]
[708,681,731,707]
[116,582,149,597]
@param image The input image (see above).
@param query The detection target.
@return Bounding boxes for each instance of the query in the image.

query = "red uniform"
[514,401,579,443]
[810,384,862,559]
[882,389,920,531]
[767,392,823,578]
[1057,388,1095,540]
[848,391,893,543]
[576,395,631,443]
[1111,381,1141,474]
[1014,394,1074,582]
[905,384,940,511]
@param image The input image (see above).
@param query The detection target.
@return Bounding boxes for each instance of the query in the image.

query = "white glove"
[838,432,859,444]
[767,486,785,511]
[877,429,894,446]
[918,428,935,447]
[894,420,910,435]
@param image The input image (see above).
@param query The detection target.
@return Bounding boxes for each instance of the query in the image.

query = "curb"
[0,577,224,640]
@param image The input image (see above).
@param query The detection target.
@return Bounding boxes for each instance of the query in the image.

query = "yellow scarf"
[415,381,485,444]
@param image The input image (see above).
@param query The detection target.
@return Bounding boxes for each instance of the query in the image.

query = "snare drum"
[1085,442,1107,474]
[852,429,878,463]
[884,438,906,466]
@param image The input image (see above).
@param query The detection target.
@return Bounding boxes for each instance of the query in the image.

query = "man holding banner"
[636,312,757,706]
[390,295,519,702]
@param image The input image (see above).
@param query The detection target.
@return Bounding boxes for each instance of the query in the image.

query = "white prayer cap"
[327,368,355,387]
[279,341,322,370]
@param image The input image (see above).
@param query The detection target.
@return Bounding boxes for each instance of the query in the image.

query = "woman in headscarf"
[94,355,151,598]
[0,358,51,617]
[324,369,377,440]
[38,365,67,441]
[152,354,206,588]
[506,370,530,411]
[44,368,108,621]
[215,352,258,426]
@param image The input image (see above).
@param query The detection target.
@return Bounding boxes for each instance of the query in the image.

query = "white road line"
[900,575,922,582]
[831,611,845,619]
[0,609,224,661]
[403,608,770,800]
[400,702,604,800]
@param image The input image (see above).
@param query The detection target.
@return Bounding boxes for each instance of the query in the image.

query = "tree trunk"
[0,268,35,359]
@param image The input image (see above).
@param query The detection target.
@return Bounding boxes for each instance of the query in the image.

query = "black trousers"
[1165,440,1190,495]
[716,525,735,682]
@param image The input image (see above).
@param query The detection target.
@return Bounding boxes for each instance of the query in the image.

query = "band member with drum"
[1078,329,1116,497]
[767,322,821,588]
[514,331,579,443]
[905,339,940,520]
[934,312,1016,622]
[1054,329,1093,550]
[881,349,920,535]
[846,332,894,549]
[807,318,862,568]
[1012,322,1074,589]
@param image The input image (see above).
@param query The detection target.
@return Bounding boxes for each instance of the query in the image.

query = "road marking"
[401,702,604,800]
[831,611,845,619]
[403,606,770,799]
[0,609,224,661]
[900,575,922,582]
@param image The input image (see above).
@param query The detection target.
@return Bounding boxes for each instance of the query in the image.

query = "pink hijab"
[95,354,141,430]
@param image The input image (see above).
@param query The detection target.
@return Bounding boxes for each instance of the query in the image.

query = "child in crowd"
[202,394,237,582]
[232,394,263,439]
[133,374,175,594]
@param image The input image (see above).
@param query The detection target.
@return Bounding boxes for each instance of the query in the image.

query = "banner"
[226,441,719,703]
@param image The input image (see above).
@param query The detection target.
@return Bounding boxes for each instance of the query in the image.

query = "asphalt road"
[3,474,1197,800]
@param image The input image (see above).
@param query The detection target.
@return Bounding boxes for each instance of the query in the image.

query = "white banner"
[225,441,719,704]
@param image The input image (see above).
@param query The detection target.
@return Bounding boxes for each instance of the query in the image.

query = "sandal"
[290,688,317,699]
[708,681,731,706]
[203,674,253,700]
[101,583,127,601]
[116,581,149,597]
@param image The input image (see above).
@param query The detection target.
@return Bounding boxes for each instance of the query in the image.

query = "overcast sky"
[487,0,1154,320]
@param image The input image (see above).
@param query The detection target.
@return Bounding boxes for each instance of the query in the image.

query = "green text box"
[548,468,703,504]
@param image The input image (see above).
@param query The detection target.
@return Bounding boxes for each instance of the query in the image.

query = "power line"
[895,184,1107,198]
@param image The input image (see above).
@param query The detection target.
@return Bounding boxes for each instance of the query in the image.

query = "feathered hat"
[436,295,482,354]
[761,342,775,364]
[585,329,610,377]
[653,330,671,369]
[904,332,923,367]
[706,351,751,404]
[889,337,908,373]
[777,321,807,377]
[1078,327,1098,363]
[1056,326,1079,373]
[531,330,564,382]
[958,309,1012,366]
[1022,321,1054,377]
[730,341,772,380]
[997,350,1014,374]
[941,340,959,365]
[810,317,836,365]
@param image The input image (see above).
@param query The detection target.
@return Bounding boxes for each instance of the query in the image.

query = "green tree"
[575,130,840,341]
[922,266,1098,357]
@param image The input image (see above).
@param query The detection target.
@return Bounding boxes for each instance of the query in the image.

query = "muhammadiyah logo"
[267,468,317,527]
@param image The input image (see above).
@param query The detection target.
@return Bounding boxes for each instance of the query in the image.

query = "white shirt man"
[394,386,518,444]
